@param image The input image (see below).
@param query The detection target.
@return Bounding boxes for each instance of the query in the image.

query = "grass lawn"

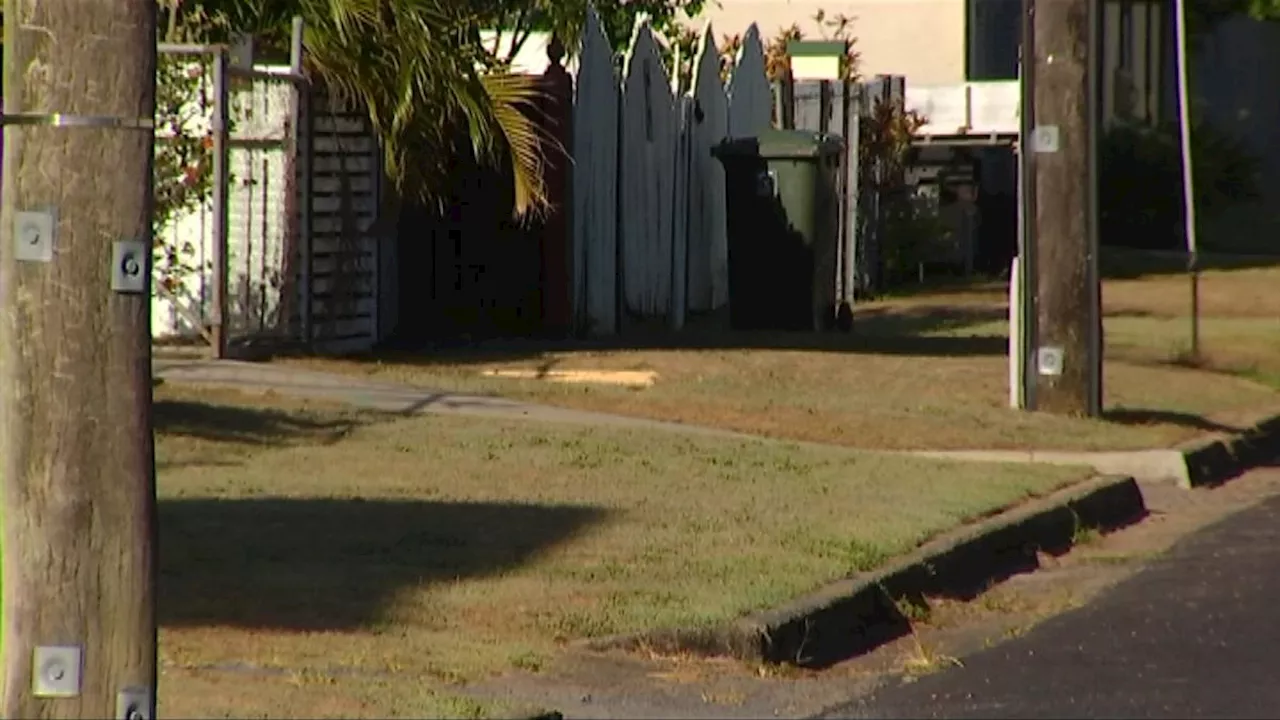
[280,255,1280,452]
[1101,259,1280,388]
[874,254,1280,390]
[151,383,1087,717]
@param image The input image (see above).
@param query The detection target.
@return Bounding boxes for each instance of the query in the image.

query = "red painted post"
[538,37,574,337]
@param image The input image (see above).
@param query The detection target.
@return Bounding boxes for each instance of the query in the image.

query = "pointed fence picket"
[686,24,730,313]
[620,19,678,319]
[569,10,777,333]
[571,7,620,336]
[726,24,773,140]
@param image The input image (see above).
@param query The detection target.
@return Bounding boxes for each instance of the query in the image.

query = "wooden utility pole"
[1027,0,1102,416]
[1,0,159,717]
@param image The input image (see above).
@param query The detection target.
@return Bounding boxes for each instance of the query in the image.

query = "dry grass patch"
[281,261,1279,451]
[1101,264,1280,388]
[158,665,508,719]
[153,386,1085,716]
[872,261,1280,390]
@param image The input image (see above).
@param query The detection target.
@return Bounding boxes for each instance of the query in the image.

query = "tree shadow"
[854,305,1007,336]
[1102,308,1167,319]
[159,497,610,631]
[304,304,1012,372]
[154,399,359,448]
[1104,408,1245,435]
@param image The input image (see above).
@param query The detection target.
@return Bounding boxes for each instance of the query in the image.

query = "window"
[966,0,1021,81]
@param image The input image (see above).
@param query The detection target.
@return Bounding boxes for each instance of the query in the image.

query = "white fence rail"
[905,81,1020,138]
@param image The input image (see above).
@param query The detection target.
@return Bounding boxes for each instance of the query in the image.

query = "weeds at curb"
[899,634,963,676]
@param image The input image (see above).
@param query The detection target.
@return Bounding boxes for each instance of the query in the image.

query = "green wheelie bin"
[712,129,844,332]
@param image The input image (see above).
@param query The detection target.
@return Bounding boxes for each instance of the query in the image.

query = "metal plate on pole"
[15,209,56,263]
[1030,125,1060,154]
[117,686,152,720]
[1037,346,1065,377]
[110,240,148,293]
[32,646,82,697]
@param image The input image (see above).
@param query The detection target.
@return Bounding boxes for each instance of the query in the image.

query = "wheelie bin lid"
[713,129,844,159]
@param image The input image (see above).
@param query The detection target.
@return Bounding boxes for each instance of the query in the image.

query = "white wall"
[682,0,968,86]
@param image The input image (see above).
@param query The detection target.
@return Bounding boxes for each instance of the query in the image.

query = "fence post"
[774,74,795,129]
[211,47,231,359]
[290,16,314,348]
[837,78,856,318]
[540,37,574,338]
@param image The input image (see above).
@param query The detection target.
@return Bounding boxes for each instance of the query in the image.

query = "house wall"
[690,0,1170,102]
[684,0,969,86]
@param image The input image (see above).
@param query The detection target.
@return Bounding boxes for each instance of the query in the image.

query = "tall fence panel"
[570,14,772,334]
[687,26,730,313]
[619,18,679,319]
[572,6,621,335]
[792,80,860,307]
[670,94,694,328]
[726,24,773,139]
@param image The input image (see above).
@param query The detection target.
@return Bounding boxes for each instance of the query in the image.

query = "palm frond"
[482,72,557,219]
[218,0,558,219]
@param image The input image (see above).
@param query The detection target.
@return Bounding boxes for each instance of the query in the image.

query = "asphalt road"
[817,492,1280,720]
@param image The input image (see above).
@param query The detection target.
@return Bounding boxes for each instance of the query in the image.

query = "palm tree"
[167,0,555,217]
[298,0,553,217]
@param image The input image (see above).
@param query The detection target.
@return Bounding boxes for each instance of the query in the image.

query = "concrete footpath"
[155,357,752,440]
[156,357,1280,488]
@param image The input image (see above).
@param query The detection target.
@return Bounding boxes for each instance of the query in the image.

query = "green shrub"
[1099,118,1261,251]
[878,188,953,286]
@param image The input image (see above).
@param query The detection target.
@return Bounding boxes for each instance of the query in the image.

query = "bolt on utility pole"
[1024,0,1103,416]
[1,0,159,718]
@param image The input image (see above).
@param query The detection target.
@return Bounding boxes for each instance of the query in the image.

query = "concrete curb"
[1177,413,1280,487]
[582,474,1147,668]
[906,448,1187,485]
[904,411,1280,488]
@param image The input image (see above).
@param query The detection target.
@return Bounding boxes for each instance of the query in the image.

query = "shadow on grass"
[1104,408,1245,435]
[154,399,358,447]
[313,305,1011,371]
[1100,247,1280,279]
[159,497,610,631]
